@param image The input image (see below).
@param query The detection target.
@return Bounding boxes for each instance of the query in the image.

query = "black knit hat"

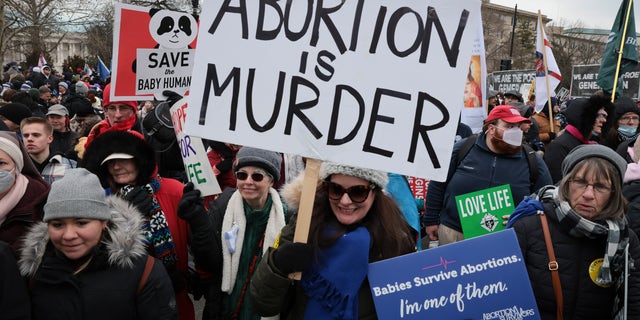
[0,103,31,125]
[614,96,639,119]
[80,130,156,188]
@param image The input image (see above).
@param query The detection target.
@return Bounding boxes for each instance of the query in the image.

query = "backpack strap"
[522,144,539,193]
[137,255,155,295]
[452,134,538,193]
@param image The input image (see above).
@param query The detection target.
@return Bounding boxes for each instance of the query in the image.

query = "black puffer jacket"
[623,181,640,238]
[512,201,640,319]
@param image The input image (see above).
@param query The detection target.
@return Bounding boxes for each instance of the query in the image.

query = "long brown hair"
[307,183,416,262]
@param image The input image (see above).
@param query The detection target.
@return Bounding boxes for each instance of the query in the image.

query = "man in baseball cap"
[423,104,552,246]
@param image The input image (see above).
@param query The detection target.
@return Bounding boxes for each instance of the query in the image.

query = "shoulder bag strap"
[539,213,563,319]
[137,255,155,295]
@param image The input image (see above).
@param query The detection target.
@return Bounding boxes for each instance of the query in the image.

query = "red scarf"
[84,116,138,148]
[564,125,596,144]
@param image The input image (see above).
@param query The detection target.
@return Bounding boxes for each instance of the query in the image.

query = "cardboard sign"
[111,3,198,101]
[170,97,221,196]
[368,229,540,320]
[455,184,513,238]
[184,0,481,182]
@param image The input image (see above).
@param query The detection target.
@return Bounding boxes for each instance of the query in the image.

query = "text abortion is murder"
[197,1,473,170]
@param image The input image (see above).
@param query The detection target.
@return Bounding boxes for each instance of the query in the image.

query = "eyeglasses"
[569,179,613,194]
[235,171,270,182]
[620,115,640,122]
[596,113,608,120]
[325,182,374,203]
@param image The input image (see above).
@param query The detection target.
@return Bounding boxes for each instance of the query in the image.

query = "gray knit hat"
[43,168,111,222]
[562,144,627,182]
[233,147,282,182]
[320,162,389,189]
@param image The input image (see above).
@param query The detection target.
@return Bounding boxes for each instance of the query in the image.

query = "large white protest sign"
[186,1,480,181]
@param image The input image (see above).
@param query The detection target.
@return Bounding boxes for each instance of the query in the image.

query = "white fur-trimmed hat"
[320,162,388,189]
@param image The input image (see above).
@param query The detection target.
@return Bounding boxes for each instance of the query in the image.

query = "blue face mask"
[591,130,600,137]
[618,125,638,138]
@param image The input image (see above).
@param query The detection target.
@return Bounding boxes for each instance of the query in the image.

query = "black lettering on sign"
[421,7,468,66]
[201,64,241,127]
[208,0,249,39]
[310,0,347,54]
[408,92,448,168]
[315,50,335,82]
[284,76,322,138]
[245,69,284,132]
[363,88,410,157]
[327,85,365,145]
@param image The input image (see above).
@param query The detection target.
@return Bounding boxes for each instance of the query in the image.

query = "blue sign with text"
[368,229,540,319]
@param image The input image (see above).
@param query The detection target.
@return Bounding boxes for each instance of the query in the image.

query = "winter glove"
[178,182,208,225]
[548,132,556,140]
[124,187,155,214]
[216,157,233,173]
[272,242,314,275]
[162,90,183,107]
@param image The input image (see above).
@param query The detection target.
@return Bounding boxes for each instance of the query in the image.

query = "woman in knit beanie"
[177,146,288,319]
[82,130,204,320]
[18,168,177,319]
[249,162,416,319]
[510,144,640,318]
[601,96,640,151]
[0,131,49,254]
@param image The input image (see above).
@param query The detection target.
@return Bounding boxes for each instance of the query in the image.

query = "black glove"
[162,90,183,107]
[216,158,233,173]
[548,132,556,140]
[178,182,207,223]
[124,187,155,214]
[272,242,314,274]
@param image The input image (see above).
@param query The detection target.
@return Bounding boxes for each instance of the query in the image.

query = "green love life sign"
[455,184,515,239]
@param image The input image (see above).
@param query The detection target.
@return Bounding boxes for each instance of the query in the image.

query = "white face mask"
[0,169,15,194]
[501,127,524,146]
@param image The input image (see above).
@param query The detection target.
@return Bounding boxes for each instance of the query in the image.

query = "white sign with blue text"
[368,229,540,319]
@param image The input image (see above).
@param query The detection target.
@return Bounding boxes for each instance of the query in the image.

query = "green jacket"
[249,215,379,320]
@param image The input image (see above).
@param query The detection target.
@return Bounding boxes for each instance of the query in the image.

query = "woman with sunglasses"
[248,162,416,319]
[178,146,288,319]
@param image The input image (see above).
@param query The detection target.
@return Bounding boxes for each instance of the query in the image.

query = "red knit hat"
[101,83,138,111]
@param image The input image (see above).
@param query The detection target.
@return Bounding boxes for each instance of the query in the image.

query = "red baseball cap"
[485,105,531,124]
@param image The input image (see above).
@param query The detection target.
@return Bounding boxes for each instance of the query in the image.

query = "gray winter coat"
[19,196,178,320]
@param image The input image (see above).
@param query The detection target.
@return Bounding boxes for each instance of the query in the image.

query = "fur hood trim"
[19,196,148,276]
[279,171,311,211]
[563,95,614,138]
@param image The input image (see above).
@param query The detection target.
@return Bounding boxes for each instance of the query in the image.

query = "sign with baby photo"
[455,184,514,238]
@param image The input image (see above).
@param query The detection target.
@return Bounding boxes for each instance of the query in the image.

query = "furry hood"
[80,130,157,188]
[279,172,308,211]
[563,95,614,138]
[19,196,148,276]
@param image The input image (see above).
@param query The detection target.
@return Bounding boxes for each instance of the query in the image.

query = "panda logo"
[148,9,197,50]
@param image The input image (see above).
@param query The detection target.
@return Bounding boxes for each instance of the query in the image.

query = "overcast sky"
[490,0,639,30]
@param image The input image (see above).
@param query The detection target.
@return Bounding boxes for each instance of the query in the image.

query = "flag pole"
[611,0,634,102]
[539,11,555,132]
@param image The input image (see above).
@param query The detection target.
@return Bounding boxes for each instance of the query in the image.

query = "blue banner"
[368,229,540,319]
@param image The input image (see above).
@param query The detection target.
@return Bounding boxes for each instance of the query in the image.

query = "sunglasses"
[235,171,270,182]
[325,182,374,203]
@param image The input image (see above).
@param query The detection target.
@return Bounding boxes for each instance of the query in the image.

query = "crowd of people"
[1,59,640,320]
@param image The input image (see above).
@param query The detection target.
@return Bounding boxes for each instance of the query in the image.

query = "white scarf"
[221,187,286,293]
[0,174,29,226]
